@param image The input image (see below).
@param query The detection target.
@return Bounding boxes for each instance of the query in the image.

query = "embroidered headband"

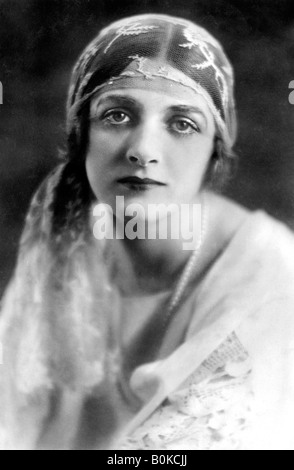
[67,14,237,153]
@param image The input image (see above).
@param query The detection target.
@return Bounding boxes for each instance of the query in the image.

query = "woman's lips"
[117,176,166,190]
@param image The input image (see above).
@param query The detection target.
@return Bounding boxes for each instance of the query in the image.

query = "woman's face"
[86,81,216,221]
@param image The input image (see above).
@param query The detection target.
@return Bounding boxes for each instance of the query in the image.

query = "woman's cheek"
[87,131,116,169]
[90,123,118,144]
[173,139,213,191]
[85,155,100,199]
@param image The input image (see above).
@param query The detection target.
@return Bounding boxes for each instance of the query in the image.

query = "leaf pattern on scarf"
[104,23,159,54]
[180,27,229,108]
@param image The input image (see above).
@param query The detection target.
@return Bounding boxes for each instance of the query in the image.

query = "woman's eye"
[104,111,130,124]
[170,118,200,135]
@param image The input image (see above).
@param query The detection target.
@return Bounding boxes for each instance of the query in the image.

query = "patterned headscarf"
[67,14,237,157]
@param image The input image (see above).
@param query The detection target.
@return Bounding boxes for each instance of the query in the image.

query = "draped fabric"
[118,211,294,450]
[0,165,121,449]
[1,165,294,449]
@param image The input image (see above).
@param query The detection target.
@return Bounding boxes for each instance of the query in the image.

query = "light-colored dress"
[1,174,294,450]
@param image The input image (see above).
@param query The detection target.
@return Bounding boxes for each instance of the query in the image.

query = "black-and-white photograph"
[0,0,294,451]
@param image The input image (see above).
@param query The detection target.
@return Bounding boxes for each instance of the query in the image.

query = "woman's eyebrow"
[95,94,142,110]
[168,105,208,126]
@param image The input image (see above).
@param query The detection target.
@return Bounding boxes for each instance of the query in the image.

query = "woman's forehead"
[91,81,214,121]
[90,57,217,123]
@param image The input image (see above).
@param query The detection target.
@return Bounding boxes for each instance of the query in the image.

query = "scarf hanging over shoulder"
[0,164,121,449]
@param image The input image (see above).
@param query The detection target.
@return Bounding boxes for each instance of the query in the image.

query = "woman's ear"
[203,137,232,191]
[208,137,221,176]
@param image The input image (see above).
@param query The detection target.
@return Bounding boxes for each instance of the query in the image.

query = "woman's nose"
[126,153,157,167]
[125,124,162,167]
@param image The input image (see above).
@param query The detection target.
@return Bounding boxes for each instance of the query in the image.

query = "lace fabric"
[120,333,253,450]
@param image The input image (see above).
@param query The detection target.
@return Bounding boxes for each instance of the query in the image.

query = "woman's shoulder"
[199,190,294,306]
[187,192,294,339]
[206,190,294,253]
[205,191,250,243]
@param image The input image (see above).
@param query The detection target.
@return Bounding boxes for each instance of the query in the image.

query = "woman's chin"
[113,197,185,234]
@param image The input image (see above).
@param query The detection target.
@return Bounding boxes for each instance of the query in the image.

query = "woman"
[1,13,294,450]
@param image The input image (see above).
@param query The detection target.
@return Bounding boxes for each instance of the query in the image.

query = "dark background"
[0,0,294,297]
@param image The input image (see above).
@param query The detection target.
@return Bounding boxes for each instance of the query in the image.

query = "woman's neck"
[109,194,206,295]
[97,191,250,297]
[107,235,193,296]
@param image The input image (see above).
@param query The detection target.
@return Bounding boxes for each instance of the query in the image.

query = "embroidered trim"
[120,333,253,450]
[71,55,230,145]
